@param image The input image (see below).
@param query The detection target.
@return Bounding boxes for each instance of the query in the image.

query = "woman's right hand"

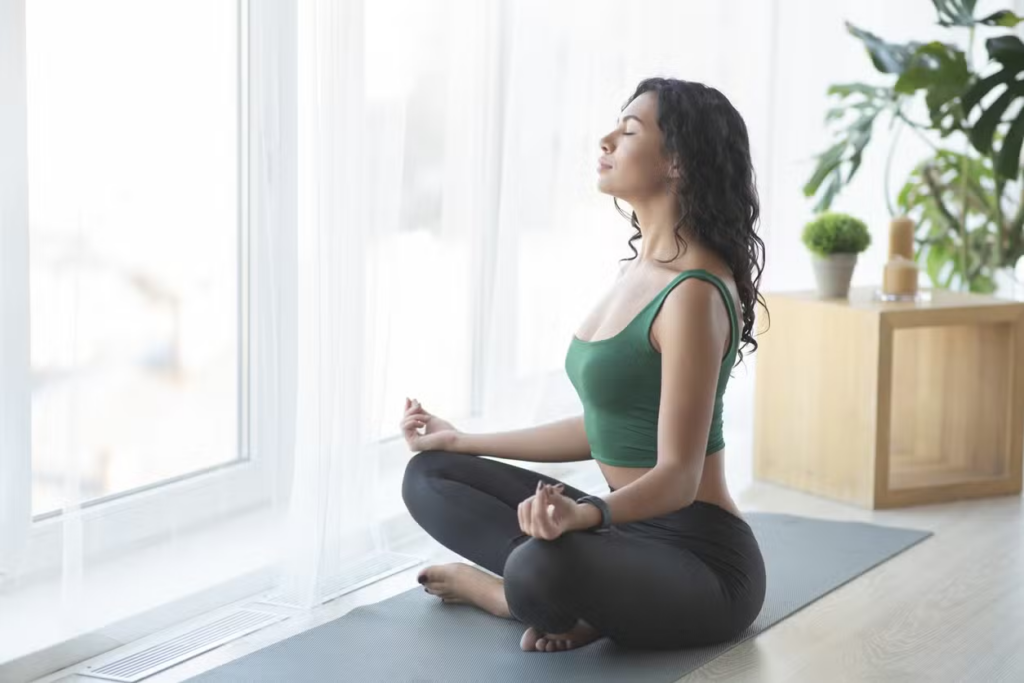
[400,397,460,453]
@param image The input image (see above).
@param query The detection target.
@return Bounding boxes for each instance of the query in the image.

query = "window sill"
[0,434,603,683]
[0,502,283,681]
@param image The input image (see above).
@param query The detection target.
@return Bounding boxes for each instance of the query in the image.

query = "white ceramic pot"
[811,252,858,298]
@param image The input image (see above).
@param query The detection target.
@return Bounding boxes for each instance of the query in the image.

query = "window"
[11,0,283,578]
[27,0,246,516]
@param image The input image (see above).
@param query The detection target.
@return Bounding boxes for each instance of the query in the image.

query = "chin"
[596,182,627,203]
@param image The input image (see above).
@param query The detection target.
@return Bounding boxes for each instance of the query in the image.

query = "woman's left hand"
[518,481,588,540]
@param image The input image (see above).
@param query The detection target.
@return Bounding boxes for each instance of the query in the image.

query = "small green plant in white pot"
[802,212,871,298]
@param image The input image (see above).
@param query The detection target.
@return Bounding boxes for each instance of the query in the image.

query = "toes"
[536,637,560,652]
[527,630,580,652]
[521,626,541,652]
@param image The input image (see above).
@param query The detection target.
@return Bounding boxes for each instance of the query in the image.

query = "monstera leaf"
[894,41,970,135]
[932,0,1021,27]
[803,83,893,212]
[962,35,1024,179]
[847,20,970,136]
[845,21,922,74]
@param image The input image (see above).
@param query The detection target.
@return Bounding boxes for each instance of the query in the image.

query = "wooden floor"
[40,480,1024,683]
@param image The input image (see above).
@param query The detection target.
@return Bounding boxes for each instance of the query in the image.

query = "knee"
[502,536,575,607]
[401,449,456,512]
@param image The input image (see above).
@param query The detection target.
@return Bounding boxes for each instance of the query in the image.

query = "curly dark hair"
[614,77,768,369]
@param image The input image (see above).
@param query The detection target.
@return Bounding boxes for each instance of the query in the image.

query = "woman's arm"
[451,414,592,463]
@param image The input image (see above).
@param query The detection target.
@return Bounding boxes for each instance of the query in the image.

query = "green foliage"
[805,0,1024,292]
[961,35,1024,177]
[802,212,873,256]
[804,83,893,212]
[895,41,970,135]
[897,144,1024,293]
[933,0,1021,28]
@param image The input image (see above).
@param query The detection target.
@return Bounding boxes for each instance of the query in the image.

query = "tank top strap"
[640,269,740,360]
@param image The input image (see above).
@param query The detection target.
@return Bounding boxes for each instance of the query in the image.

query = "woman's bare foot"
[520,619,602,652]
[520,618,598,651]
[418,562,511,619]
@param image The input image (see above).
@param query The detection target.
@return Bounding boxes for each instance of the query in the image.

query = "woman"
[400,77,768,653]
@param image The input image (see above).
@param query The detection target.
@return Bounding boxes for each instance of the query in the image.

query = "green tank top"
[564,269,740,467]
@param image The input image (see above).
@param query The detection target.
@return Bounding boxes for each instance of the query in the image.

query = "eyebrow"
[616,114,644,126]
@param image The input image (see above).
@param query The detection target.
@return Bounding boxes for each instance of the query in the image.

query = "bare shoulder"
[651,262,740,354]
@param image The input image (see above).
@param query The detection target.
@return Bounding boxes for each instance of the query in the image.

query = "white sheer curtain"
[0,0,781,670]
[228,0,784,609]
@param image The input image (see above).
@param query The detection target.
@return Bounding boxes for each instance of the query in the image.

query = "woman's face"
[596,91,678,202]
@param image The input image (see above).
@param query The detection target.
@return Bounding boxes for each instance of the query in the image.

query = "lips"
[598,158,613,169]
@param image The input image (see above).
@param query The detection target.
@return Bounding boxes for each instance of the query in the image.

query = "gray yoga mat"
[187,511,932,683]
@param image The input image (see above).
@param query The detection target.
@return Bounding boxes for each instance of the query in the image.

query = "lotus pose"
[401,77,768,653]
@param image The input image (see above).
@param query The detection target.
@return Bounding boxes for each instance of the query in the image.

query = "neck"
[628,194,693,263]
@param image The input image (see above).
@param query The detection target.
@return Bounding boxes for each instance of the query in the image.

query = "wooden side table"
[754,286,1024,509]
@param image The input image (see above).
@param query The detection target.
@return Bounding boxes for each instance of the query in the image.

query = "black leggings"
[402,449,766,650]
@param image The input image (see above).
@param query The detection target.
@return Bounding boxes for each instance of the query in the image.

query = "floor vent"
[79,608,288,682]
[257,550,422,607]
[78,551,423,681]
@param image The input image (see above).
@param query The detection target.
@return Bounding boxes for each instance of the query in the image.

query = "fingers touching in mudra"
[518,481,582,541]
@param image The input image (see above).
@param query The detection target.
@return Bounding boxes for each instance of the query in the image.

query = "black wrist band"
[576,495,611,530]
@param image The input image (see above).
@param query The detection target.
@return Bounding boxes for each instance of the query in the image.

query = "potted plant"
[803,212,872,298]
[803,0,1024,297]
